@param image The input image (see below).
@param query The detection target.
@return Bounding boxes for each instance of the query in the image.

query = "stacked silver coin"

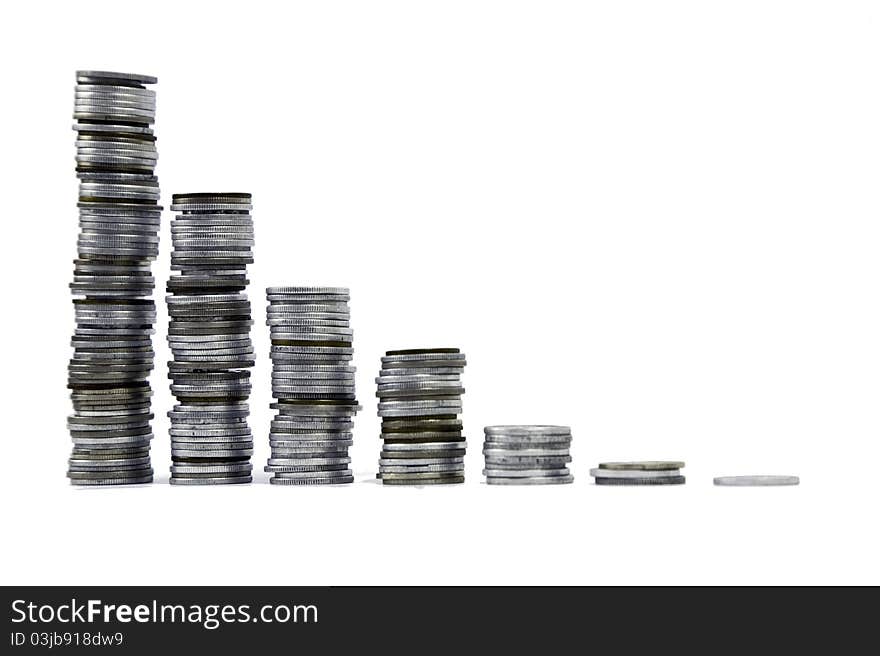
[67,71,160,486]
[166,193,255,485]
[590,461,686,485]
[265,287,359,485]
[376,349,467,485]
[483,426,574,485]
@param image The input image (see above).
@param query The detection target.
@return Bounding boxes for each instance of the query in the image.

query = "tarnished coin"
[598,461,685,471]
[70,475,153,486]
[595,476,686,486]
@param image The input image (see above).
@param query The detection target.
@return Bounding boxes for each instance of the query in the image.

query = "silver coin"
[77,70,157,84]
[70,475,153,486]
[170,463,252,475]
[269,432,353,441]
[269,439,353,449]
[266,312,349,322]
[590,468,680,479]
[380,367,463,377]
[73,406,151,417]
[381,349,464,361]
[713,475,799,487]
[271,417,353,427]
[267,286,349,295]
[376,373,460,383]
[271,447,349,456]
[267,304,350,314]
[377,472,465,482]
[272,469,353,480]
[378,457,464,466]
[380,464,464,474]
[267,457,350,467]
[270,476,354,485]
[594,476,686,486]
[484,425,571,437]
[599,461,685,471]
[264,463,349,473]
[68,456,151,470]
[171,449,253,458]
[68,466,153,479]
[483,447,569,458]
[380,432,463,441]
[483,468,570,478]
[484,437,571,447]
[381,450,465,460]
[486,475,574,486]
[485,460,570,470]
[382,441,466,452]
[378,405,462,418]
[169,476,252,486]
[377,380,464,391]
[484,440,571,450]
[75,83,155,96]
[72,437,154,448]
[272,403,360,416]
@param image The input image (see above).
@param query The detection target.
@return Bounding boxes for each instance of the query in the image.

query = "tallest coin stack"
[67,71,160,485]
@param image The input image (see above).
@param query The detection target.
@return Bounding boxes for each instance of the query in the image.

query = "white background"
[1,0,878,585]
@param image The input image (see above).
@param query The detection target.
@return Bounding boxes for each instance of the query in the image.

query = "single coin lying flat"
[713,475,799,487]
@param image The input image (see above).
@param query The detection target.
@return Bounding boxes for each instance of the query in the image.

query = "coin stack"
[264,287,358,485]
[166,193,255,485]
[376,349,467,485]
[482,426,574,485]
[590,461,686,485]
[67,71,160,486]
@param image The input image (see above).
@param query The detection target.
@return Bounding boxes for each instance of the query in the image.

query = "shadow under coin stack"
[67,71,160,486]
[590,461,686,485]
[265,287,358,485]
[166,193,255,485]
[376,349,467,485]
[483,426,574,485]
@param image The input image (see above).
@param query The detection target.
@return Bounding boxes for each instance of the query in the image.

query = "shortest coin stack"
[377,348,467,485]
[483,426,574,485]
[714,475,799,487]
[590,461,686,485]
